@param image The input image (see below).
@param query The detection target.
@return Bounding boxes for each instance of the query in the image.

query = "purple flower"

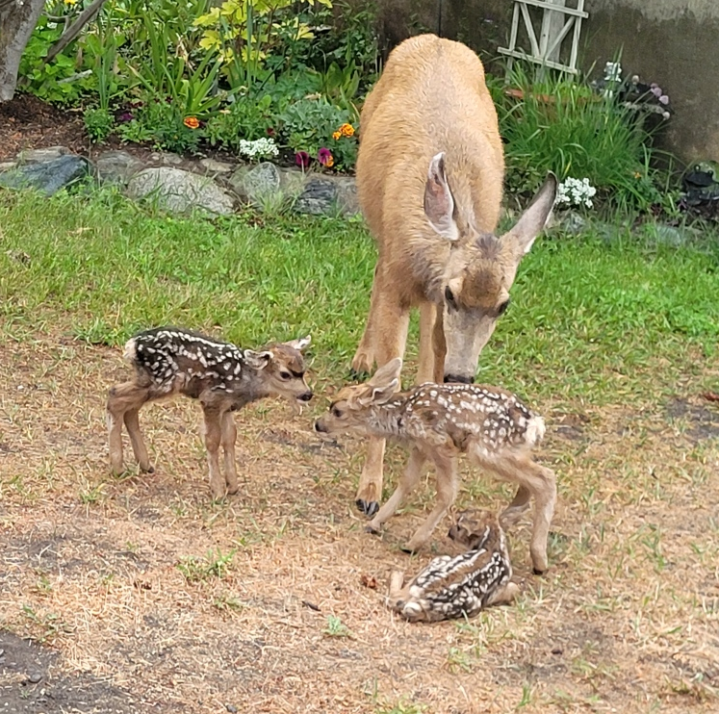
[317,147,333,167]
[650,86,662,97]
[117,112,134,123]
[659,94,669,105]
[295,151,310,169]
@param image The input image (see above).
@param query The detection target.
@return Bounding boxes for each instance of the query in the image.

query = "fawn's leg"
[485,581,520,607]
[367,445,426,535]
[200,401,226,500]
[107,381,151,474]
[221,411,239,495]
[417,301,437,384]
[479,453,557,574]
[354,286,411,516]
[500,486,532,528]
[403,451,459,552]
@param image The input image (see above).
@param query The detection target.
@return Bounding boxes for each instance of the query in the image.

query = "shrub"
[490,63,673,212]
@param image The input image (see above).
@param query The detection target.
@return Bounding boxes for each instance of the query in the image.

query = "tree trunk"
[0,0,47,102]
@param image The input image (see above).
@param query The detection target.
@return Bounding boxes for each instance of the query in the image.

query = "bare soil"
[1,332,718,714]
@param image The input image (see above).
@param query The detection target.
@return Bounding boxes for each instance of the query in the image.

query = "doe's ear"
[244,350,273,370]
[285,335,311,352]
[424,153,459,242]
[504,172,557,257]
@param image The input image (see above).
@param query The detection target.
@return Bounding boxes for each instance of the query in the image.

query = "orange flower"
[332,130,342,141]
[339,123,355,137]
[183,116,200,129]
[325,155,334,168]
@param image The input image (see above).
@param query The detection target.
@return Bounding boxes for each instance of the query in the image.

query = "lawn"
[1,188,718,713]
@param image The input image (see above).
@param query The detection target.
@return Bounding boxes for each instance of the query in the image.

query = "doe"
[314,358,556,573]
[107,327,312,498]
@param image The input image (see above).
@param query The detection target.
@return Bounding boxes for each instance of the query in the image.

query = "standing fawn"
[351,33,557,517]
[314,358,556,573]
[388,509,518,622]
[107,327,312,499]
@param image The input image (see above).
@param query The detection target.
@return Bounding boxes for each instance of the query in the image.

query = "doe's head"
[424,153,557,383]
[314,358,402,435]
[246,335,313,404]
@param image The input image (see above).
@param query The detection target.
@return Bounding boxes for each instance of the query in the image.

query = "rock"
[294,177,338,215]
[0,161,17,172]
[27,673,43,684]
[293,175,359,217]
[0,155,92,196]
[200,158,234,174]
[17,146,70,164]
[95,150,144,185]
[230,162,281,202]
[126,167,235,215]
[151,152,184,166]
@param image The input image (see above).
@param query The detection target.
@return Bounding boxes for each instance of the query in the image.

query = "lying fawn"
[388,509,518,622]
[107,327,312,498]
[314,358,556,573]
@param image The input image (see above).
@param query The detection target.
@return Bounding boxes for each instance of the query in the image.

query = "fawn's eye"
[279,370,292,380]
[444,286,457,310]
[331,407,343,418]
[497,298,510,316]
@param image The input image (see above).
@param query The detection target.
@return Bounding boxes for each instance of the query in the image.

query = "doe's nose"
[298,391,313,402]
[314,420,327,433]
[444,373,474,384]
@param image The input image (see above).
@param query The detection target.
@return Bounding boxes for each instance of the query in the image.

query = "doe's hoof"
[356,498,380,517]
[364,524,381,535]
[348,368,370,383]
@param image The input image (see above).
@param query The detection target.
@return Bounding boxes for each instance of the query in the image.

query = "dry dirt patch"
[1,334,718,713]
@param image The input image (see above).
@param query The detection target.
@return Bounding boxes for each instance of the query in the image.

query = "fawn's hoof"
[364,523,381,535]
[356,498,380,517]
[141,465,155,474]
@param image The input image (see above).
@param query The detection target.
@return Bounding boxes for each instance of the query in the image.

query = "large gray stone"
[126,167,235,215]
[0,155,92,196]
[17,146,70,164]
[293,174,359,217]
[230,162,281,202]
[95,150,144,185]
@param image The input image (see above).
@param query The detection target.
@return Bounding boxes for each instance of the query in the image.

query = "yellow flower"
[332,130,342,141]
[339,123,355,137]
[633,171,642,179]
[64,0,78,5]
[184,116,200,129]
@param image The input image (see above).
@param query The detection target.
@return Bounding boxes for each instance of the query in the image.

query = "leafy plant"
[205,93,276,148]
[84,107,114,143]
[279,97,351,157]
[491,62,673,212]
[177,548,236,582]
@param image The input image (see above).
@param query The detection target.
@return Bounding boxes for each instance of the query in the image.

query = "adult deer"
[351,34,557,516]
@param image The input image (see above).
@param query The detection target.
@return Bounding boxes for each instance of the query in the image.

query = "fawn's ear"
[244,350,273,370]
[286,335,311,352]
[356,358,402,406]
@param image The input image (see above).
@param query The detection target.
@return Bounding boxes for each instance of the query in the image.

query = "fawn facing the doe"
[314,358,556,573]
[388,508,517,622]
[107,327,312,499]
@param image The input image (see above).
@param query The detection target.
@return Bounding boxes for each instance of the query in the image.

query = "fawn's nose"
[444,373,474,384]
[298,391,313,402]
[314,419,327,433]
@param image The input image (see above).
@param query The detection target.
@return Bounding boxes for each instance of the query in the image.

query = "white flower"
[238,138,279,161]
[555,177,597,209]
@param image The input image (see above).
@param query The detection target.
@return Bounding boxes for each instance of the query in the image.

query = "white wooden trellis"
[498,0,589,75]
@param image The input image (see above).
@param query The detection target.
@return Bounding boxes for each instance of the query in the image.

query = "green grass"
[1,188,718,405]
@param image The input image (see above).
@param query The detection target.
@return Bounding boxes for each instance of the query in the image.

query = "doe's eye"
[279,371,292,380]
[444,286,458,309]
[497,299,511,316]
[331,407,344,418]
